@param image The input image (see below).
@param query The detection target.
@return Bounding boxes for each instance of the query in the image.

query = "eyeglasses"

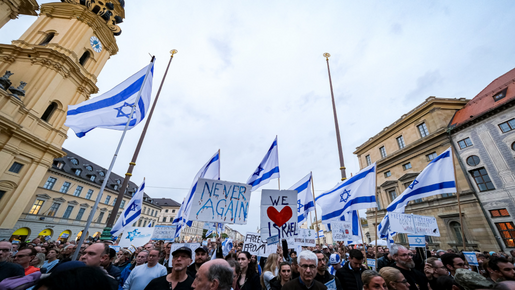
[396,280,408,284]
[299,264,317,270]
[0,248,10,252]
[14,254,28,258]
[399,253,414,257]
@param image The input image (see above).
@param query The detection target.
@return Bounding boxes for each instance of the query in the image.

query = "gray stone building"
[449,67,515,251]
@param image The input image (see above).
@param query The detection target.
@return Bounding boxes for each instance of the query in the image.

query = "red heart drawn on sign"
[267,206,292,227]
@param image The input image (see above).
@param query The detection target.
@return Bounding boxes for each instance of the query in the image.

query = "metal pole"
[356,211,367,267]
[324,53,346,181]
[449,147,467,250]
[311,173,321,246]
[102,50,178,239]
[72,56,156,260]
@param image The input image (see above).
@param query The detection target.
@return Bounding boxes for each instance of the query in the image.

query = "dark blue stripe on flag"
[322,196,376,221]
[294,178,310,193]
[387,181,455,212]
[248,166,279,187]
[316,166,375,201]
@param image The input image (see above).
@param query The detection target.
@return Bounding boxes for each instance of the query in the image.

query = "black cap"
[195,246,209,254]
[172,246,192,258]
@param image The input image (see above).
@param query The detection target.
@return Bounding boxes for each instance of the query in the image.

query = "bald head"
[0,241,12,262]
[192,259,233,290]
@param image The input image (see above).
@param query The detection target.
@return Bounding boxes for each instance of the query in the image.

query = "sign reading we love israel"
[260,190,298,241]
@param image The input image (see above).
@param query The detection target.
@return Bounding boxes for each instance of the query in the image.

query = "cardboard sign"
[169,243,200,267]
[260,190,298,241]
[295,229,316,246]
[389,212,415,234]
[412,215,440,237]
[187,178,252,224]
[463,251,479,266]
[331,221,353,241]
[119,227,155,248]
[407,235,425,247]
[367,258,376,270]
[242,232,278,256]
[389,213,440,236]
[151,225,177,241]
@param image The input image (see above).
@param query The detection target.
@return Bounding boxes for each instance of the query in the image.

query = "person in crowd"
[487,256,515,282]
[115,250,132,272]
[161,242,172,267]
[440,253,467,277]
[335,249,367,290]
[33,265,113,290]
[103,248,122,282]
[123,249,167,290]
[82,243,119,290]
[144,243,154,252]
[291,257,300,279]
[227,259,241,290]
[377,250,395,272]
[144,246,194,290]
[366,247,375,259]
[42,248,60,272]
[261,253,282,290]
[494,280,515,290]
[379,267,410,290]
[362,270,386,290]
[322,246,330,259]
[14,247,40,275]
[424,257,448,289]
[314,251,343,290]
[188,246,210,278]
[391,244,428,290]
[120,250,148,290]
[0,241,24,282]
[282,250,326,290]
[328,253,341,275]
[191,259,234,290]
[236,251,261,290]
[270,262,292,290]
[59,244,75,262]
[30,252,46,269]
[436,250,446,258]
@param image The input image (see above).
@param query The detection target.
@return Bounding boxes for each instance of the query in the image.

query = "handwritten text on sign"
[260,190,298,240]
[188,178,252,224]
[389,213,440,237]
[242,232,277,256]
[331,221,353,241]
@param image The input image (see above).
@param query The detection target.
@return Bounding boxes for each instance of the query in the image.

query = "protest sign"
[331,221,353,242]
[412,215,440,237]
[242,232,278,256]
[267,235,279,245]
[389,212,415,234]
[119,227,155,248]
[463,251,479,266]
[295,229,316,246]
[389,213,440,236]
[168,243,200,267]
[260,190,298,241]
[187,178,252,224]
[407,235,425,247]
[151,225,176,241]
[367,258,376,270]
[109,245,120,252]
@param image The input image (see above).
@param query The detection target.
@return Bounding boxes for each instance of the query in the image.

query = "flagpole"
[451,147,467,250]
[311,172,321,246]
[72,56,156,260]
[101,50,178,240]
[323,53,347,181]
[375,174,378,269]
[356,211,368,267]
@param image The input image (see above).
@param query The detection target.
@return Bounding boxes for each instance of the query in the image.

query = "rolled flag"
[247,137,280,191]
[65,59,155,137]
[289,172,314,225]
[111,179,145,236]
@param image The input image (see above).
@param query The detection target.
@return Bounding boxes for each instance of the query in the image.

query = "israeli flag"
[316,163,377,222]
[247,137,280,191]
[340,210,362,244]
[318,230,325,238]
[111,179,145,236]
[65,60,154,137]
[288,172,314,224]
[217,223,224,236]
[222,238,233,256]
[204,223,215,237]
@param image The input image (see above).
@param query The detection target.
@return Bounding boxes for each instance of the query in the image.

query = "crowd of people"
[0,237,514,290]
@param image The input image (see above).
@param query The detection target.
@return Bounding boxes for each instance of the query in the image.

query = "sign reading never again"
[187,178,252,224]
[260,190,298,240]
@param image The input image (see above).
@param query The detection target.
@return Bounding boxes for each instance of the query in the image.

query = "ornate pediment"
[36,194,51,200]
[68,200,79,205]
[379,180,398,188]
[53,197,66,202]
[80,203,90,208]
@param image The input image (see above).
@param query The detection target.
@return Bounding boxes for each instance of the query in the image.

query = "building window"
[0,190,5,201]
[384,171,391,178]
[114,185,119,191]
[450,221,464,244]
[105,195,111,205]
[512,142,515,151]
[47,202,61,217]
[417,123,429,138]
[112,198,117,206]
[90,175,96,182]
[39,32,55,46]
[79,51,90,66]
[441,193,453,198]
[388,189,397,202]
[73,186,83,197]
[41,102,57,122]
[44,177,57,190]
[138,219,142,227]
[120,200,126,209]
[54,161,64,169]
[413,198,423,203]
[8,162,24,174]
[63,205,74,219]
[85,165,93,171]
[495,222,515,247]
[29,200,45,214]
[75,169,82,176]
[458,137,473,149]
[499,119,515,133]
[86,189,93,199]
[172,210,176,213]
[70,158,79,165]
[402,163,412,170]
[493,88,507,102]
[379,146,387,158]
[96,212,104,223]
[60,182,71,193]
[99,171,105,177]
[426,152,437,161]
[162,217,167,222]
[471,168,495,192]
[490,209,510,218]
[466,155,480,166]
[365,155,371,166]
[165,209,168,213]
[151,210,154,216]
[396,136,405,149]
[76,208,86,220]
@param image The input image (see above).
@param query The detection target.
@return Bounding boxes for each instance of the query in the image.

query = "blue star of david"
[297,199,304,213]
[409,180,419,190]
[253,165,264,176]
[114,102,135,118]
[340,189,351,203]
[126,229,139,241]
[415,237,423,244]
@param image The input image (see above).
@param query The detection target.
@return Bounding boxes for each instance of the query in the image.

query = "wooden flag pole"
[374,207,378,269]
[451,147,467,250]
[356,211,368,267]
[311,173,321,246]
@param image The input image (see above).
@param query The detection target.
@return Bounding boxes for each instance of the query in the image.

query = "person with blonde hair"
[379,267,410,290]
[261,253,282,290]
[362,270,386,290]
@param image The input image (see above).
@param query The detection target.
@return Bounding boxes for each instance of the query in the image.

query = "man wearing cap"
[145,246,194,290]
[327,254,341,276]
[188,246,210,278]
[124,249,167,290]
[322,246,330,259]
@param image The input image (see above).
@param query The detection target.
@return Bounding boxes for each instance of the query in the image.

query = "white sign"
[267,235,280,245]
[331,222,353,241]
[407,235,425,247]
[367,258,376,270]
[109,246,121,252]
[242,232,278,256]
[294,229,316,246]
[187,178,252,224]
[260,190,299,241]
[119,227,155,248]
[151,225,177,241]
[389,213,440,236]
[463,251,479,266]
[169,243,200,267]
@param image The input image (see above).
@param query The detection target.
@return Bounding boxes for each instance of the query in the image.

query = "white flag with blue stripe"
[247,137,280,191]
[316,163,377,222]
[65,60,154,137]
[111,179,145,236]
[288,172,314,225]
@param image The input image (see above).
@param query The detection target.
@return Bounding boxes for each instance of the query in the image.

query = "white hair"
[298,250,318,266]
[390,244,407,256]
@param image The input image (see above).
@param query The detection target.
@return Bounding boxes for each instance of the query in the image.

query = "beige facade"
[355,97,500,251]
[0,0,38,29]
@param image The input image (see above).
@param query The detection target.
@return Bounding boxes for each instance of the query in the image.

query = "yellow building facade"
[0,0,38,29]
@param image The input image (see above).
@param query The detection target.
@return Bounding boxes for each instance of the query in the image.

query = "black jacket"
[269,276,283,290]
[315,270,342,290]
[282,277,327,290]
[377,255,395,271]
[335,261,367,290]
[238,272,262,290]
[393,264,429,290]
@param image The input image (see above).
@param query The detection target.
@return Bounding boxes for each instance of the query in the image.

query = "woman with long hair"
[379,267,410,290]
[261,253,282,290]
[270,262,292,290]
[237,251,261,290]
[362,270,387,290]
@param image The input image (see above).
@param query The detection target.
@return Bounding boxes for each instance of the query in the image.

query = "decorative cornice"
[68,200,79,205]
[36,193,51,199]
[60,0,124,36]
[79,203,90,208]
[53,197,66,202]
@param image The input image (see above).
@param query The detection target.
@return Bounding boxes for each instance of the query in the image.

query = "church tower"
[0,0,125,231]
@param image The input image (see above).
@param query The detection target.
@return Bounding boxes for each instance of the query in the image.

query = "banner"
[331,221,353,241]
[169,243,200,267]
[151,225,177,241]
[260,190,298,240]
[463,251,479,266]
[187,178,252,224]
[407,235,425,247]
[412,215,440,236]
[118,227,155,247]
[367,258,376,270]
[242,232,278,256]
[389,213,440,236]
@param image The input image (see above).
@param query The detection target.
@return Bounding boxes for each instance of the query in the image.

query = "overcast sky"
[2,0,515,235]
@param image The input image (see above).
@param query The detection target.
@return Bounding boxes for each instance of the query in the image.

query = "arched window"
[79,51,90,66]
[41,102,58,122]
[450,221,464,244]
[40,32,55,46]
